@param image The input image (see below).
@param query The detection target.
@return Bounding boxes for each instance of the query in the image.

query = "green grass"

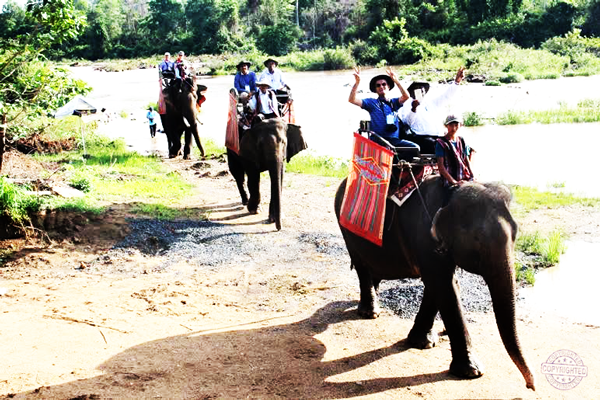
[496,97,600,125]
[34,132,196,206]
[286,152,350,178]
[0,178,43,224]
[515,230,567,285]
[511,185,600,213]
[131,203,208,220]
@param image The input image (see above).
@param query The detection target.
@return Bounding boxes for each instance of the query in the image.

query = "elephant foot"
[449,353,485,379]
[357,301,381,319]
[242,200,248,206]
[248,205,261,215]
[407,329,438,349]
[183,154,191,160]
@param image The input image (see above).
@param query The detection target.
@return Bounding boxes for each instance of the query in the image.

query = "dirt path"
[1,157,599,399]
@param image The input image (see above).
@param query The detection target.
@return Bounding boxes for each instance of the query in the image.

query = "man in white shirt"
[258,58,289,91]
[399,67,465,153]
[248,80,280,126]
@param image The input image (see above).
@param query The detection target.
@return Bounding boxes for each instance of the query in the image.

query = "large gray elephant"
[334,176,535,390]
[229,118,307,230]
[159,79,205,159]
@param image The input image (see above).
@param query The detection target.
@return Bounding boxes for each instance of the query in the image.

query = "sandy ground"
[1,150,600,399]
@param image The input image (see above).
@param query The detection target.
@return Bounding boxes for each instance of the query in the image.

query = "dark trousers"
[405,134,438,155]
[149,124,157,138]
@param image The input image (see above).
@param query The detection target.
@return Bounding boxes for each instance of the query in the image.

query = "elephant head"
[431,182,535,390]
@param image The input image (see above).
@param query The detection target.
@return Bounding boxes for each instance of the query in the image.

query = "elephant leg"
[423,267,484,379]
[267,160,283,230]
[354,262,381,319]
[407,285,439,349]
[227,150,248,205]
[183,127,193,160]
[170,130,182,158]
[246,169,261,214]
[189,121,205,158]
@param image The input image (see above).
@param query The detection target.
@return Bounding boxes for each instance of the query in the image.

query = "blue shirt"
[234,72,257,94]
[159,60,174,72]
[361,97,403,139]
[147,110,159,126]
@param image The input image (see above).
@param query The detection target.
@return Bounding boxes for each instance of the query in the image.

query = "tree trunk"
[0,114,6,174]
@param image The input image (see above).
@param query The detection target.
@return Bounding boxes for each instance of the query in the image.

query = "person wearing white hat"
[248,80,280,125]
[158,52,174,80]
[435,113,475,204]
[258,58,288,91]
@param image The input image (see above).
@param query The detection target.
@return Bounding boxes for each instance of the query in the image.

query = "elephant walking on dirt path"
[334,176,536,390]
[160,79,205,159]
[228,118,307,230]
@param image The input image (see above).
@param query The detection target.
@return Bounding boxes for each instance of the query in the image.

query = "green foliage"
[286,152,349,178]
[257,23,302,56]
[484,80,501,86]
[499,72,524,83]
[132,203,208,220]
[185,0,244,54]
[0,177,42,224]
[511,186,600,212]
[368,17,435,65]
[496,99,600,125]
[69,172,93,193]
[582,0,600,37]
[515,230,566,284]
[462,111,483,126]
[323,47,355,70]
[349,39,379,65]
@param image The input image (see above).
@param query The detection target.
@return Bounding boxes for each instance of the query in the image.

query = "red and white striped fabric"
[339,133,393,246]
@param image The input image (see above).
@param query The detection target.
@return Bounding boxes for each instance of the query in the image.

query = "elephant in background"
[228,118,307,230]
[334,177,536,390]
[159,79,205,159]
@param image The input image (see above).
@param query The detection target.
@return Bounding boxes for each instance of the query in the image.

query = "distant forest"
[1,0,599,61]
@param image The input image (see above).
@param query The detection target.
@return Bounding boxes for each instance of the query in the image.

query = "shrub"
[70,175,93,193]
[484,80,501,86]
[349,39,378,66]
[323,47,355,70]
[257,23,302,56]
[499,72,524,83]
[463,111,483,126]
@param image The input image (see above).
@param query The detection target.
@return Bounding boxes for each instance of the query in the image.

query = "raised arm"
[348,66,363,108]
[386,67,409,104]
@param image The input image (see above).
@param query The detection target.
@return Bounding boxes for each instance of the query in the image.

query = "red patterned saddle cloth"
[389,164,434,207]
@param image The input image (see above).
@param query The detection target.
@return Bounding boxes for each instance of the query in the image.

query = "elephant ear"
[286,124,308,163]
[431,205,453,252]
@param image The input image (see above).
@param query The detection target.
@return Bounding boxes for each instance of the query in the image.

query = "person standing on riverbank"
[348,66,418,153]
[146,107,159,138]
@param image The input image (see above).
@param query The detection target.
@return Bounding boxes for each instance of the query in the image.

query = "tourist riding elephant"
[159,79,205,159]
[334,177,536,390]
[229,118,307,230]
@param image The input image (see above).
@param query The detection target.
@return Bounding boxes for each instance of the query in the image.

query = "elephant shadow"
[10,301,456,399]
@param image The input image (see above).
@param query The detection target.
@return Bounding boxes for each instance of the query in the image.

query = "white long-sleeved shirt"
[249,90,279,115]
[258,69,286,91]
[400,81,460,136]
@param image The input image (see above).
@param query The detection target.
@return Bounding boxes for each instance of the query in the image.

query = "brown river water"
[69,66,600,325]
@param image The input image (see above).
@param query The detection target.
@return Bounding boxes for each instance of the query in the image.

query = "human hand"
[353,66,361,85]
[386,67,397,81]
[411,99,420,112]
[455,67,465,84]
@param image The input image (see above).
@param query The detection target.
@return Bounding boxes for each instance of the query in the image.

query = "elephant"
[334,176,536,390]
[228,118,307,230]
[159,79,205,159]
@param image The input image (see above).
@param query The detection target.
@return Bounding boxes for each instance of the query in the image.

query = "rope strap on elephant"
[339,133,393,246]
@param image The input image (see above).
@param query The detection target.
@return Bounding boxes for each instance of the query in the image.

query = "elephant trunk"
[484,253,536,390]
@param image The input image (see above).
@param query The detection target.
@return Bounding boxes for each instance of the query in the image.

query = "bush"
[368,18,435,65]
[484,80,501,86]
[499,72,524,83]
[323,47,355,70]
[349,39,379,65]
[257,23,302,56]
[0,178,42,225]
[70,175,93,193]
[463,111,483,126]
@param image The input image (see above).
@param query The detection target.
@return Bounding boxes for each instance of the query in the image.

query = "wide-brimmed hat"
[256,80,271,88]
[369,75,395,93]
[264,58,278,67]
[164,52,170,56]
[236,61,252,70]
[408,82,430,99]
[444,114,462,126]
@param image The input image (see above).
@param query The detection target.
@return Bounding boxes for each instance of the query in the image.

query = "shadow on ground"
[6,301,454,399]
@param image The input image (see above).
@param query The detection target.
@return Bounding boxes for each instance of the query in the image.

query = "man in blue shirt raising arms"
[348,67,418,155]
